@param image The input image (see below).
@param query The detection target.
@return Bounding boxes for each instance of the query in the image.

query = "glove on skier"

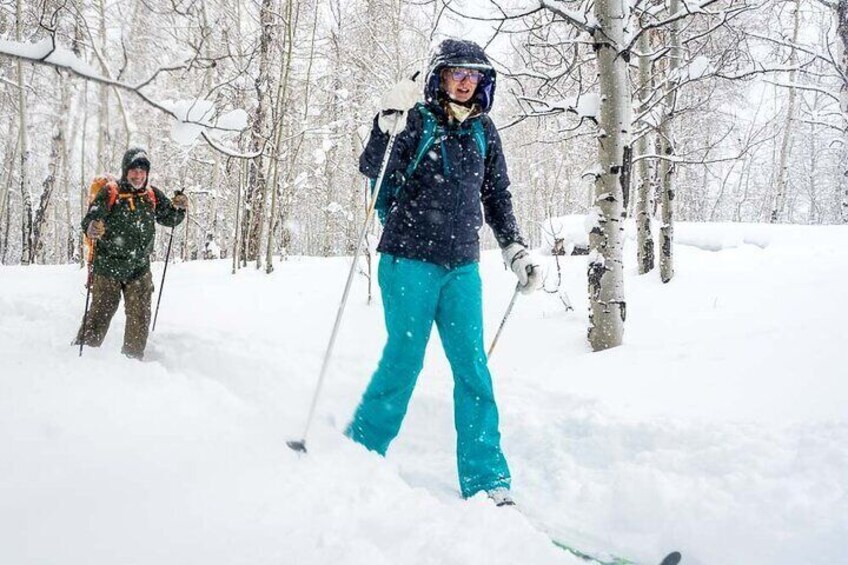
[502,242,542,295]
[377,78,419,134]
[86,219,106,240]
[172,193,189,210]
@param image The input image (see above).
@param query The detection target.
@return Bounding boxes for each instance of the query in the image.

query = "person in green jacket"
[74,147,187,359]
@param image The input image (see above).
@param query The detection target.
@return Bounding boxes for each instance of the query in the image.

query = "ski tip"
[286,439,307,454]
[659,551,682,565]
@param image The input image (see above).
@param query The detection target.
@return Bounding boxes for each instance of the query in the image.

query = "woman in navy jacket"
[346,39,541,505]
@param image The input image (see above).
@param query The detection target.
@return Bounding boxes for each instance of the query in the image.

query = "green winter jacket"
[82,182,185,281]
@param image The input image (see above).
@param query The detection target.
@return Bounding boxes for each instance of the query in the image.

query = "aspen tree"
[635,30,655,275]
[658,0,682,284]
[587,0,632,350]
[770,0,802,223]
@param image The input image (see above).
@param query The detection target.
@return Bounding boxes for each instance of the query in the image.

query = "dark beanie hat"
[121,147,151,179]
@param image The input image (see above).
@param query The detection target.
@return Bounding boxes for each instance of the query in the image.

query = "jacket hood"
[425,39,496,114]
[120,147,151,187]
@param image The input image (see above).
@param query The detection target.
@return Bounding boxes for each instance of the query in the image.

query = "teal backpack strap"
[374,105,438,224]
[405,105,438,179]
[471,118,487,161]
[404,106,487,179]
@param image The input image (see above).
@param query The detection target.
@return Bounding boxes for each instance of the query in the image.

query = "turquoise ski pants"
[346,254,510,498]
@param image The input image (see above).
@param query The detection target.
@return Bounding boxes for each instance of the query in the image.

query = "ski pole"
[286,89,415,455]
[152,192,181,333]
[487,282,521,360]
[78,261,94,357]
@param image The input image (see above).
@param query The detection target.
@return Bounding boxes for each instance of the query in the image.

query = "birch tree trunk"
[0,113,19,263]
[199,1,220,264]
[278,0,319,260]
[1,200,10,264]
[17,0,33,265]
[807,117,818,223]
[62,110,75,263]
[79,82,90,267]
[232,159,245,275]
[241,0,274,264]
[658,0,682,284]
[32,75,71,263]
[0,132,19,264]
[770,0,801,223]
[837,0,848,223]
[635,30,655,275]
[587,0,632,351]
[322,24,342,257]
[265,0,296,274]
[96,0,111,173]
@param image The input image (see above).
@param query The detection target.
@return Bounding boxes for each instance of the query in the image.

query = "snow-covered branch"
[746,30,846,77]
[0,38,252,157]
[539,0,598,33]
[628,0,763,52]
[763,79,842,106]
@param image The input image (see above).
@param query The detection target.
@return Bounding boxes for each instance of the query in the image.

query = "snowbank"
[1,222,846,565]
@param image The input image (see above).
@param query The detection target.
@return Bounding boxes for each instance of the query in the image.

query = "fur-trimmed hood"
[424,39,496,114]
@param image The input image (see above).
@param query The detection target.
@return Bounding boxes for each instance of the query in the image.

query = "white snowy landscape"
[1,220,845,565]
[3,0,848,563]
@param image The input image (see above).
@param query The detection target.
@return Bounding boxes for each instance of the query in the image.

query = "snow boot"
[487,487,515,507]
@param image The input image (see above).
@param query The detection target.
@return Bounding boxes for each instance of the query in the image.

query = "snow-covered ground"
[1,222,846,565]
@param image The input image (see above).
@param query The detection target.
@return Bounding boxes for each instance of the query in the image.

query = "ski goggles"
[445,68,485,84]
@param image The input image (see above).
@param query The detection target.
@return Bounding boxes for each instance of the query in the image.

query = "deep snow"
[1,221,846,565]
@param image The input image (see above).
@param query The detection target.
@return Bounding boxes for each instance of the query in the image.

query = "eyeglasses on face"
[445,68,484,84]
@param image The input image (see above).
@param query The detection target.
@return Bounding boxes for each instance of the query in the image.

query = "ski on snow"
[506,506,682,565]
[488,491,681,565]
[548,536,681,565]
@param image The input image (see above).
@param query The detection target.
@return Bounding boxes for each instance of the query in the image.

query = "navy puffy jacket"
[359,40,526,269]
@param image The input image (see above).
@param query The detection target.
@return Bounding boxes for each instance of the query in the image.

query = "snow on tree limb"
[628,0,761,52]
[0,38,252,158]
[539,0,599,33]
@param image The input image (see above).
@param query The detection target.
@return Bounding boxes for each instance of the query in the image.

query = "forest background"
[1,0,846,345]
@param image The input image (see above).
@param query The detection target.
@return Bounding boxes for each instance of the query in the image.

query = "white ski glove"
[502,242,543,294]
[377,78,419,134]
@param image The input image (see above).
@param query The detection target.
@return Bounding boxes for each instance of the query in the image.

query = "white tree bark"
[839,1,848,118]
[635,30,655,275]
[96,0,111,173]
[658,0,682,284]
[0,129,20,264]
[770,0,801,224]
[0,105,18,261]
[242,0,274,265]
[265,0,296,274]
[17,0,33,265]
[61,106,75,263]
[587,0,632,351]
[32,75,72,263]
[232,159,246,275]
[838,0,848,223]
[322,17,343,257]
[807,117,819,223]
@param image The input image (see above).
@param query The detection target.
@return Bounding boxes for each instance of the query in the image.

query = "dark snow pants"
[75,269,154,359]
